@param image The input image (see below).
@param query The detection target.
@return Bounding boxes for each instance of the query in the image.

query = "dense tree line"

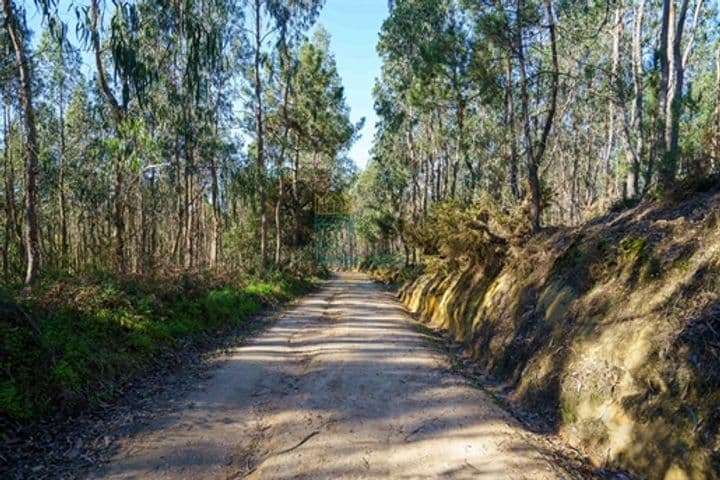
[355,0,719,259]
[1,0,358,285]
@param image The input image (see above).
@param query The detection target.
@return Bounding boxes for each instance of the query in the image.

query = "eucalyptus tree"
[363,0,719,258]
[62,79,106,271]
[241,0,324,273]
[36,31,82,267]
[511,0,559,232]
[74,0,156,271]
[614,0,647,199]
[1,0,43,285]
[263,27,359,263]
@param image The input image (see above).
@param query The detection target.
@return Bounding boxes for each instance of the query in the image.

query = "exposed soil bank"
[399,191,720,480]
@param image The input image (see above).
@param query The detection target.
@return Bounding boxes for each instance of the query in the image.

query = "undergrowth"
[359,253,423,284]
[0,269,312,422]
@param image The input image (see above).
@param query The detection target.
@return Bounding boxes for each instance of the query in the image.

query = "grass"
[0,270,313,422]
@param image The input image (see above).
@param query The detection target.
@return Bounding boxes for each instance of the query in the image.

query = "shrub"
[0,270,311,421]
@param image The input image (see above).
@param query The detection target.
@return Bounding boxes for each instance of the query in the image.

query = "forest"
[2,0,720,479]
[1,0,358,285]
[355,0,719,257]
[1,0,360,426]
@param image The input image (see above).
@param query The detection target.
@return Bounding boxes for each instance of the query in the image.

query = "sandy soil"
[93,273,566,479]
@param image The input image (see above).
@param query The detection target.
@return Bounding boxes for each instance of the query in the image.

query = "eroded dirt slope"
[399,190,720,480]
[93,273,566,479]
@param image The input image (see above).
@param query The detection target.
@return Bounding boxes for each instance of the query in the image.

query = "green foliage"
[405,200,507,269]
[0,272,311,421]
[0,382,26,420]
[359,253,423,284]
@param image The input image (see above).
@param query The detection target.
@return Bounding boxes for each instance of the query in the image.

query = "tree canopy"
[355,0,720,261]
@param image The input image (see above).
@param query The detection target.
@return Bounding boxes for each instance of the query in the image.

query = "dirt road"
[95,273,564,479]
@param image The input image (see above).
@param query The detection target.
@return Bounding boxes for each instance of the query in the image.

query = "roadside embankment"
[395,190,720,479]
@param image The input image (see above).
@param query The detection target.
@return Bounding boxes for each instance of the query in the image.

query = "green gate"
[312,193,357,269]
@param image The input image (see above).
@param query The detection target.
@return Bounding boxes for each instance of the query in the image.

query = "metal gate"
[312,193,357,269]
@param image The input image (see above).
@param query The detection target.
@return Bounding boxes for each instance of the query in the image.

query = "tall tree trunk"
[254,0,268,274]
[184,147,193,269]
[657,0,690,189]
[292,146,301,249]
[517,0,535,226]
[133,176,142,273]
[423,154,430,215]
[3,0,41,285]
[518,0,559,233]
[505,56,520,200]
[624,0,646,198]
[714,48,720,171]
[58,79,68,266]
[209,87,222,268]
[172,138,184,262]
[657,0,672,190]
[604,5,621,205]
[149,169,158,267]
[209,149,220,269]
[2,102,14,279]
[455,92,471,196]
[663,0,691,185]
[437,111,450,197]
[91,0,126,271]
[275,63,292,267]
[114,159,125,270]
[406,125,419,224]
[275,172,283,265]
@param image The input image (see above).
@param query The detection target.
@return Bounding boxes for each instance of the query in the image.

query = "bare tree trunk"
[172,139,184,263]
[3,0,41,285]
[209,151,220,268]
[714,49,720,171]
[406,123,419,226]
[505,56,520,200]
[437,111,450,197]
[664,0,691,184]
[149,169,158,268]
[292,147,301,249]
[517,0,535,225]
[274,62,293,267]
[253,0,268,274]
[113,160,125,271]
[519,0,559,232]
[58,79,68,266]
[656,0,672,190]
[195,183,204,268]
[275,172,283,265]
[604,5,621,206]
[133,178,142,273]
[455,93,471,196]
[657,0,689,189]
[2,102,13,279]
[184,148,193,269]
[423,154,430,216]
[625,0,646,198]
[429,112,441,201]
[91,0,126,271]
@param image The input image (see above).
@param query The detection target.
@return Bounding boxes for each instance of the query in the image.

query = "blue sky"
[26,0,388,169]
[316,1,388,168]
